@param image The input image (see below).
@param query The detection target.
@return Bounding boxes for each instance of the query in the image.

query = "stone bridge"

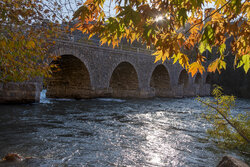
[46,39,211,99]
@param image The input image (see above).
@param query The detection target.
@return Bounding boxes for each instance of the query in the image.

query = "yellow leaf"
[88,33,94,39]
[179,53,190,68]
[171,52,189,68]
[1,40,6,48]
[208,59,219,73]
[154,54,162,63]
[153,50,163,63]
[237,54,250,73]
[208,58,226,73]
[162,52,169,63]
[27,41,35,49]
[100,38,107,45]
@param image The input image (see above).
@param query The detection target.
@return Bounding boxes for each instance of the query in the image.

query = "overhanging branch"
[198,99,250,143]
[185,0,232,35]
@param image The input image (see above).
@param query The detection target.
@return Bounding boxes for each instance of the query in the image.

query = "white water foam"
[54,98,75,101]
[40,91,125,103]
[39,90,51,104]
[96,98,126,102]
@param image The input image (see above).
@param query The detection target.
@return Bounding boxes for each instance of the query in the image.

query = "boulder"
[2,153,23,162]
[217,156,249,167]
[0,153,38,167]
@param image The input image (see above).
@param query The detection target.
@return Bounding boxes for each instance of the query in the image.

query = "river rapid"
[0,91,249,167]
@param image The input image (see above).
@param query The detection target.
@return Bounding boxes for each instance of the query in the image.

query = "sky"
[45,0,117,20]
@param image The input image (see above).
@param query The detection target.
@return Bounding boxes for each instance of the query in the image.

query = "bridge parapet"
[55,33,154,55]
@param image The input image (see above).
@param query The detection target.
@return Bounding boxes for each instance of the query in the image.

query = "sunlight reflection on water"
[0,96,249,166]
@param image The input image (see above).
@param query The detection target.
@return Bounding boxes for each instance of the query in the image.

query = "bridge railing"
[56,34,155,55]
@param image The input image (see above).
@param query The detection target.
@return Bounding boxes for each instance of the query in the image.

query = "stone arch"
[150,64,171,97]
[195,73,202,85]
[178,69,189,88]
[109,62,139,97]
[46,55,92,99]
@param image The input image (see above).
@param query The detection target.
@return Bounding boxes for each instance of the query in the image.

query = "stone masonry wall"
[45,41,211,99]
[0,82,41,103]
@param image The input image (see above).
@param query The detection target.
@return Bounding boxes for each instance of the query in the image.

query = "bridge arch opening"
[150,65,171,97]
[109,62,139,97]
[205,74,212,84]
[46,55,91,99]
[195,73,202,85]
[178,70,189,88]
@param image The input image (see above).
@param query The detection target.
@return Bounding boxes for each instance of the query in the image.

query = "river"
[0,90,249,166]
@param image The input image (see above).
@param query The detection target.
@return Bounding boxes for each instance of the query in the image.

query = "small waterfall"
[40,90,51,104]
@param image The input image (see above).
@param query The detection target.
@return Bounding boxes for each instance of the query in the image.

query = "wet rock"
[0,154,39,167]
[0,153,23,167]
[2,153,23,162]
[217,156,249,167]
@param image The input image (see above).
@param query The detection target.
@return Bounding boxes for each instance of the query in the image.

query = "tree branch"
[198,99,250,143]
[185,0,232,34]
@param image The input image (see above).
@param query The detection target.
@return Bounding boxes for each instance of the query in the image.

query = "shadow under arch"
[178,69,189,88]
[205,74,212,84]
[46,55,92,99]
[109,62,139,97]
[150,64,171,97]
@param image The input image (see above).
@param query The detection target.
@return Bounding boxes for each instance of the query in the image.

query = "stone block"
[0,82,41,104]
[217,156,249,167]
[3,82,19,90]
[0,83,3,90]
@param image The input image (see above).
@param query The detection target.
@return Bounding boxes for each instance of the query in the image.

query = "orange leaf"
[189,61,204,77]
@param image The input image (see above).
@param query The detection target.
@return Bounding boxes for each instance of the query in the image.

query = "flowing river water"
[0,90,249,167]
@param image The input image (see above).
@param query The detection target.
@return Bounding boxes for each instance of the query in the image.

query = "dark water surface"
[0,91,249,167]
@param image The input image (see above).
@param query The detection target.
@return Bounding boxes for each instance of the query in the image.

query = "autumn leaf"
[73,6,90,20]
[153,50,170,63]
[27,41,36,49]
[215,0,227,8]
[237,54,250,73]
[219,43,226,56]
[177,8,188,26]
[44,9,50,14]
[154,54,162,63]
[71,0,249,75]
[189,61,205,77]
[0,0,63,82]
[172,53,190,69]
[199,41,212,54]
[208,58,226,73]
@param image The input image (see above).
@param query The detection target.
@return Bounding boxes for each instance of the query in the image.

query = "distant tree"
[0,0,67,82]
[198,85,249,150]
[72,0,249,76]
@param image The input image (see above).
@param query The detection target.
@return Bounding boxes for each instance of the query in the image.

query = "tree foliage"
[0,0,67,82]
[198,86,249,150]
[72,0,250,76]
